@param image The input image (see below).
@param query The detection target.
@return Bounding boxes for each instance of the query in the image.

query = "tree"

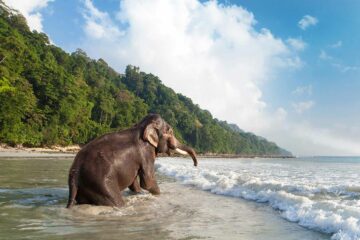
[0,2,289,156]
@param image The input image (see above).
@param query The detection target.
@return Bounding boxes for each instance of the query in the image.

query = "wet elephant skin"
[66,114,197,208]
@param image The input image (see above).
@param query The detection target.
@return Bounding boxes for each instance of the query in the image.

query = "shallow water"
[157,157,360,240]
[0,157,331,240]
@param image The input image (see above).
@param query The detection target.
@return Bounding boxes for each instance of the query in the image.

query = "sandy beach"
[0,144,292,159]
[0,144,78,157]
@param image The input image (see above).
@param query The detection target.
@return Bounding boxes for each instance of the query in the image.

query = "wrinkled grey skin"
[66,114,197,208]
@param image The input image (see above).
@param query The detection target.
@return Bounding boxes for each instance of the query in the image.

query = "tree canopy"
[0,1,290,156]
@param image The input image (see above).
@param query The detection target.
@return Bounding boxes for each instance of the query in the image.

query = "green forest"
[0,2,290,156]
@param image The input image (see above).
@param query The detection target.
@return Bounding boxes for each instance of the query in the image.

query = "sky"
[3,0,360,156]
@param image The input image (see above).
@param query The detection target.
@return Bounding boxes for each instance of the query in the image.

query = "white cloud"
[274,107,287,121]
[332,63,360,73]
[330,41,342,48]
[320,50,359,73]
[292,85,312,96]
[298,15,318,30]
[81,0,300,133]
[264,121,360,156]
[292,124,360,156]
[2,0,52,32]
[292,101,314,114]
[78,1,359,156]
[287,37,306,51]
[319,50,333,60]
[82,0,124,40]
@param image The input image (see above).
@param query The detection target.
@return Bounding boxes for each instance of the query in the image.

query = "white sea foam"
[156,157,360,240]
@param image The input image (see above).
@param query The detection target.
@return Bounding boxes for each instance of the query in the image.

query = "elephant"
[66,114,198,208]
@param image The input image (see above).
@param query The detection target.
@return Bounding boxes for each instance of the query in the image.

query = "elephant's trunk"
[175,144,198,167]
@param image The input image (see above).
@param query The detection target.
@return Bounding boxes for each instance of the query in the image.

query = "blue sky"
[4,0,360,155]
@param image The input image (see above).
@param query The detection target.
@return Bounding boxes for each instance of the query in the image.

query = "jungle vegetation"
[0,2,290,156]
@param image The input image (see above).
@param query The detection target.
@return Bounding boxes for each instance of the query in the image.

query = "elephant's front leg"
[139,167,160,195]
[128,176,142,193]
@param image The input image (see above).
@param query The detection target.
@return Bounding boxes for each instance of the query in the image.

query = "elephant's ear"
[143,123,159,147]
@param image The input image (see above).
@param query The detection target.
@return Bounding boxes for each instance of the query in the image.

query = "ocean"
[0,156,359,239]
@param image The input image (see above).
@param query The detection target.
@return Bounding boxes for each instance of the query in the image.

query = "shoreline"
[0,144,78,157]
[0,144,80,153]
[0,144,293,158]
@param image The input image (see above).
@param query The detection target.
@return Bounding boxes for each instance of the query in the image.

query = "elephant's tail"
[66,168,78,208]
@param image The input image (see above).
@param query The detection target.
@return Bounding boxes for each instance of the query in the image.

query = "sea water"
[0,156,357,239]
[157,157,360,240]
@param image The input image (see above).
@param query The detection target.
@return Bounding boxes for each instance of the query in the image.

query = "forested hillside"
[0,2,290,156]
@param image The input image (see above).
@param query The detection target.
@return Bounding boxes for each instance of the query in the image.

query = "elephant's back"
[81,129,138,154]
[72,131,139,184]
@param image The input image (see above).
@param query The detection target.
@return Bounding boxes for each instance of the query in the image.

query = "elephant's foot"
[147,183,160,195]
[149,187,160,195]
[128,177,142,194]
[139,175,160,195]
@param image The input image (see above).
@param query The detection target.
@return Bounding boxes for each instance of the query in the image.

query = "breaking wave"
[156,157,360,240]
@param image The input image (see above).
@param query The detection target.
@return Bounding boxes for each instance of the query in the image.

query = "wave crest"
[156,158,360,240]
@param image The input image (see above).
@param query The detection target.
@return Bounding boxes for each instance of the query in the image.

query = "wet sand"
[0,144,79,158]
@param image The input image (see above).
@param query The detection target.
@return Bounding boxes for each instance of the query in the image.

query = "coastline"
[194,153,294,158]
[0,144,78,157]
[159,152,294,158]
[0,144,293,158]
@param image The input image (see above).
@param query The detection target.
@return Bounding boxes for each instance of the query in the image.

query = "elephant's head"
[139,114,198,166]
